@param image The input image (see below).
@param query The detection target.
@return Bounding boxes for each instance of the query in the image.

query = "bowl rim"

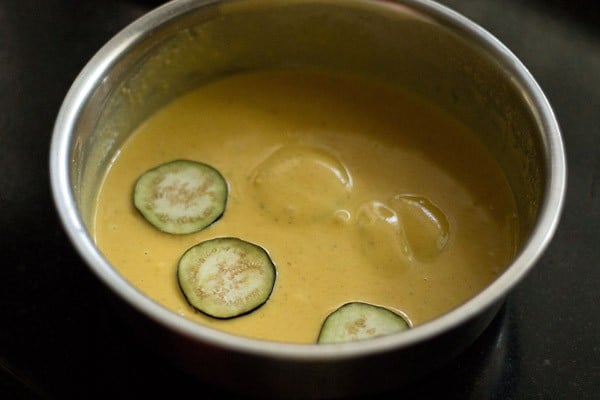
[49,0,566,361]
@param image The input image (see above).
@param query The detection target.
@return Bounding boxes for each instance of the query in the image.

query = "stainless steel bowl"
[50,0,566,398]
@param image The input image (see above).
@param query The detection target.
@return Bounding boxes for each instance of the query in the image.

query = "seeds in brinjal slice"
[317,302,410,344]
[177,237,277,319]
[133,160,227,234]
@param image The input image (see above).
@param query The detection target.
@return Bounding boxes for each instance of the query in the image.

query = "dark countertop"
[1,0,598,398]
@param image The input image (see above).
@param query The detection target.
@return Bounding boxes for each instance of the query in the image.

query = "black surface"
[1,0,598,398]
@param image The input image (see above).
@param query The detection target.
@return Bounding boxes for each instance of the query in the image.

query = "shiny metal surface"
[50,0,566,397]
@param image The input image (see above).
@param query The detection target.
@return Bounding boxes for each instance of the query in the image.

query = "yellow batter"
[93,70,518,343]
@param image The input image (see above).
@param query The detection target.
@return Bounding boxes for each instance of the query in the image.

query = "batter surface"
[93,70,518,343]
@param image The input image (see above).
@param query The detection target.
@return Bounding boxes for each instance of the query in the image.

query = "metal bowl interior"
[50,0,565,397]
